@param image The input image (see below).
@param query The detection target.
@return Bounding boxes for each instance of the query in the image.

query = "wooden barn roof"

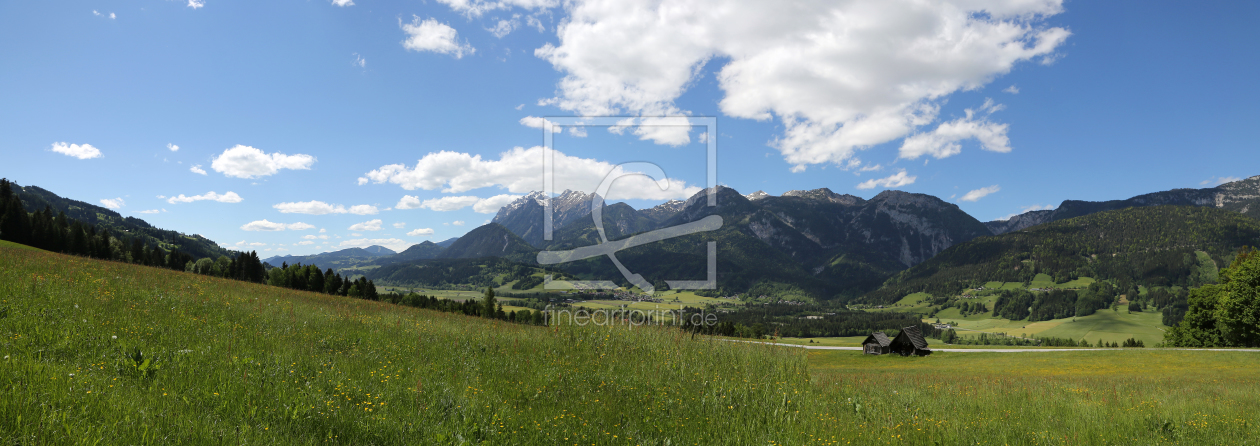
[864,332,891,347]
[899,326,930,350]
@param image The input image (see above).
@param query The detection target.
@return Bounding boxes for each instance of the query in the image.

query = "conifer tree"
[482,287,497,318]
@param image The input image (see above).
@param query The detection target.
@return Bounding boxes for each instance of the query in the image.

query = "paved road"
[739,341,1260,353]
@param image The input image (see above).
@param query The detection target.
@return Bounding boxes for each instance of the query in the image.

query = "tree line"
[1165,247,1260,347]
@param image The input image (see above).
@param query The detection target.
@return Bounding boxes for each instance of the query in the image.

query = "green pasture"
[3,243,1257,444]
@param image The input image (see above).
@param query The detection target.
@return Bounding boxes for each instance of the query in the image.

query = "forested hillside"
[866,206,1260,303]
[8,180,232,260]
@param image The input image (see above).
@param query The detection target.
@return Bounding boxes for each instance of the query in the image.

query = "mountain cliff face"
[437,223,535,259]
[491,190,603,247]
[986,175,1260,234]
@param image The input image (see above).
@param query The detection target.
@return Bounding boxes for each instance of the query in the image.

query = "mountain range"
[14,172,1260,303]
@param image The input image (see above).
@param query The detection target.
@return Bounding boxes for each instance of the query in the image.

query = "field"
[3,244,1259,444]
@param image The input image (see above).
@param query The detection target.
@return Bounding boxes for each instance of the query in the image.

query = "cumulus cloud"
[392,222,406,229]
[297,241,315,245]
[99,198,125,209]
[240,220,315,231]
[166,191,243,204]
[190,165,207,175]
[407,228,435,236]
[167,143,179,152]
[349,219,383,231]
[353,53,366,67]
[303,234,330,240]
[272,201,379,215]
[187,0,204,9]
[51,142,102,159]
[534,0,1069,169]
[898,99,1010,160]
[519,116,556,129]
[419,196,481,212]
[401,17,475,58]
[452,220,466,226]
[437,0,557,17]
[210,145,316,179]
[361,147,702,200]
[332,0,354,6]
[395,195,423,210]
[1004,85,1020,94]
[472,194,523,214]
[137,209,161,214]
[339,238,411,252]
[856,170,916,190]
[959,185,1001,202]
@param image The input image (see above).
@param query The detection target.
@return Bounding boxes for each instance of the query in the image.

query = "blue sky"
[2,0,1258,256]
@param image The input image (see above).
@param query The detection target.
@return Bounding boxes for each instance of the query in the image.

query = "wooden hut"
[861,332,891,355]
[890,326,932,356]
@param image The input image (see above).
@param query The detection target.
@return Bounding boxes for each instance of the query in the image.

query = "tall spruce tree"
[482,287,497,318]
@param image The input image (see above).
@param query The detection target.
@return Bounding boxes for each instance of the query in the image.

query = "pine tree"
[482,287,497,318]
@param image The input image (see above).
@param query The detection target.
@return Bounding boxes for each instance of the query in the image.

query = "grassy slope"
[0,245,811,444]
[3,245,1258,444]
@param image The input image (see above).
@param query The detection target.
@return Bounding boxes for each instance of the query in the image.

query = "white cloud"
[1201,176,1243,186]
[339,238,411,252]
[473,194,523,214]
[858,164,883,173]
[357,177,369,185]
[898,99,1010,160]
[856,170,916,190]
[437,0,557,17]
[959,185,1000,202]
[392,222,406,229]
[240,220,315,231]
[332,0,354,7]
[353,53,366,67]
[93,10,116,19]
[319,228,327,233]
[519,116,556,129]
[99,198,125,209]
[51,142,103,159]
[400,17,475,58]
[362,146,702,200]
[515,104,525,110]
[210,145,316,179]
[303,234,330,240]
[190,165,207,175]
[1003,85,1020,94]
[297,241,315,245]
[408,228,435,236]
[166,191,243,204]
[272,201,379,215]
[349,219,383,231]
[187,0,204,9]
[452,220,466,226]
[395,195,423,210]
[420,196,481,212]
[138,209,161,214]
[535,0,1069,170]
[167,143,179,152]
[488,17,518,38]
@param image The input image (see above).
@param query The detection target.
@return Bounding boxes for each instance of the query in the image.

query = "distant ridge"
[986,175,1260,234]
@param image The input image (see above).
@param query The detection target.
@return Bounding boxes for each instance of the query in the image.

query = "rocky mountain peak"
[745,190,771,201]
[783,188,865,205]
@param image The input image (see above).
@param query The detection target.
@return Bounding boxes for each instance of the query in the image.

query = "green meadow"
[3,244,1258,444]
